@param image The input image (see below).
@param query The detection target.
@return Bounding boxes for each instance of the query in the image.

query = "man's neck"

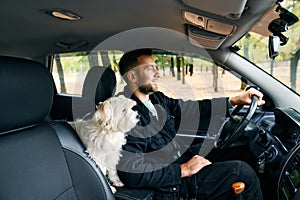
[133,89,149,102]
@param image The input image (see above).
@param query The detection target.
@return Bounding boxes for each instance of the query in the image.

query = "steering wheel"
[214,95,259,149]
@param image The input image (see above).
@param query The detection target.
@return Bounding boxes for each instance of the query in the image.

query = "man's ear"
[126,71,138,83]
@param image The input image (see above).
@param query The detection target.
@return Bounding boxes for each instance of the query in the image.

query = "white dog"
[69,95,139,193]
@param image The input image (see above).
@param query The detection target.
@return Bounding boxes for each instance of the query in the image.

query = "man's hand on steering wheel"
[229,87,265,107]
[215,87,265,149]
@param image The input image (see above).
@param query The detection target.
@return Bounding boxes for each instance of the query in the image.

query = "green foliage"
[54,51,124,73]
[53,52,90,73]
[282,0,300,57]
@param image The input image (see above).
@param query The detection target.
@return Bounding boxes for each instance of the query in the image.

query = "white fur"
[69,95,139,193]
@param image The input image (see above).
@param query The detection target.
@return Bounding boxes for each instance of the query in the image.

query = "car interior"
[0,0,300,200]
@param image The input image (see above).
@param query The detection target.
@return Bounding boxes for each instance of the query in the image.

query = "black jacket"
[117,86,229,197]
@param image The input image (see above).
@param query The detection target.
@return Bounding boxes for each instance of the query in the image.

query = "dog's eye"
[122,108,126,113]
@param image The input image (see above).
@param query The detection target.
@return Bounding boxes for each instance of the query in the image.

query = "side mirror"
[268,35,280,59]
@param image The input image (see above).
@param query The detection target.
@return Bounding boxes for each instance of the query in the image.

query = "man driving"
[116,48,264,200]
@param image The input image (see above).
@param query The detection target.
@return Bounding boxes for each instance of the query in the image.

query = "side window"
[52,54,88,95]
[51,51,123,96]
[154,54,245,101]
[51,51,245,100]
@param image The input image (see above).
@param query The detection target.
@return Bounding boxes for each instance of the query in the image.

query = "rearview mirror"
[267,3,299,50]
[268,36,280,59]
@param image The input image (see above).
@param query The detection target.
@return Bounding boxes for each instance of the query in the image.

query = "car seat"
[51,66,116,121]
[72,66,117,120]
[71,65,154,199]
[0,56,115,200]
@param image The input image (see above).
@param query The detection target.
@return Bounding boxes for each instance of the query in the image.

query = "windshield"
[235,0,300,95]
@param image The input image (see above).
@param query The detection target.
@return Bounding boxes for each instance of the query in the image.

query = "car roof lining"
[0,0,276,61]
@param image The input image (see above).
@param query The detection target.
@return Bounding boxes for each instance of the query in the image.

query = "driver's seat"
[0,56,115,200]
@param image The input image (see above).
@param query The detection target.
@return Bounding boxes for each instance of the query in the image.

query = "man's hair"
[118,48,153,77]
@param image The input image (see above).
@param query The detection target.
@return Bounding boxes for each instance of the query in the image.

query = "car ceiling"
[0,0,277,62]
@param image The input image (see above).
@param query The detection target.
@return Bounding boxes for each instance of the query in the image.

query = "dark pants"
[179,160,263,200]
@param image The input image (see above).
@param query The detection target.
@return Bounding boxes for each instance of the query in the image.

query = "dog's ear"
[95,101,103,109]
[94,101,113,130]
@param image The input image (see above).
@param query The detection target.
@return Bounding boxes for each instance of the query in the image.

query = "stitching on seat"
[51,121,111,199]
[0,124,37,135]
[63,149,109,199]
[55,186,77,200]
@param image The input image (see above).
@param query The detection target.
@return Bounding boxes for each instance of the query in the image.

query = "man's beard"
[138,83,158,94]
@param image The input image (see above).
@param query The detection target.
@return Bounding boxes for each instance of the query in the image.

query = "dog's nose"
[131,106,137,111]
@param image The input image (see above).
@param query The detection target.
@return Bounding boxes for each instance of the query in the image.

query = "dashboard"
[254,107,300,200]
[272,108,300,200]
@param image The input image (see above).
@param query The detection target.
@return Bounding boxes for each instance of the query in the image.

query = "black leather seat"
[50,64,153,199]
[72,66,154,200]
[82,66,117,105]
[72,66,117,120]
[50,66,116,121]
[0,56,115,200]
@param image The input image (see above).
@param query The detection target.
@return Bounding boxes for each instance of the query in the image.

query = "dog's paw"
[110,185,117,193]
[113,180,124,187]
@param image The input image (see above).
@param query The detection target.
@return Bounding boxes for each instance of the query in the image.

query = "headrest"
[81,66,116,105]
[0,56,53,133]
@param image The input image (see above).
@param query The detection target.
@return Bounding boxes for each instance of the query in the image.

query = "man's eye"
[146,66,153,70]
[145,65,157,71]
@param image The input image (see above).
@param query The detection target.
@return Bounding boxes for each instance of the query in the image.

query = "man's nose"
[155,68,160,77]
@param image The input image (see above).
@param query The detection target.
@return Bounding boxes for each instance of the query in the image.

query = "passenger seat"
[0,56,115,200]
[72,66,117,120]
[51,66,116,121]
